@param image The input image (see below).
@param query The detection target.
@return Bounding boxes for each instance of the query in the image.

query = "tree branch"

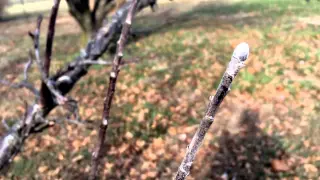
[29,15,67,105]
[44,0,60,76]
[89,0,139,179]
[174,42,250,180]
[40,0,61,108]
[0,79,39,97]
[0,0,156,171]
[23,54,33,81]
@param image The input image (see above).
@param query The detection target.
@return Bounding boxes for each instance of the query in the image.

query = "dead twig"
[0,79,39,97]
[0,51,39,97]
[29,16,67,105]
[174,42,250,180]
[39,0,61,108]
[89,0,139,179]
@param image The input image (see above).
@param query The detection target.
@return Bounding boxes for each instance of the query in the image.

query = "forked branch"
[175,43,250,180]
[29,16,67,105]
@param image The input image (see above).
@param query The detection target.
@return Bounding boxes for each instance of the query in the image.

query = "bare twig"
[174,42,250,180]
[30,16,67,105]
[1,118,10,131]
[31,20,80,118]
[78,59,113,65]
[0,79,39,97]
[35,55,67,105]
[89,0,139,179]
[40,0,61,107]
[79,58,139,65]
[23,55,33,81]
[0,51,38,96]
[44,0,60,76]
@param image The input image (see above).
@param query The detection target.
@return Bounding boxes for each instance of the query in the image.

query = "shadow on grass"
[131,0,316,41]
[201,110,293,179]
[0,13,31,22]
[59,142,152,179]
[2,0,316,179]
[0,10,50,23]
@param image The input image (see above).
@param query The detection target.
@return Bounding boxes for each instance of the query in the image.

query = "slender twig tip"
[37,15,43,24]
[233,42,249,61]
[28,32,35,39]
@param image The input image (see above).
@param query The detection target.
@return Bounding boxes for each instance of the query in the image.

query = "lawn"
[0,0,320,179]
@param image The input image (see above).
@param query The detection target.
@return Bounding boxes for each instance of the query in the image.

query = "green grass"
[1,0,320,179]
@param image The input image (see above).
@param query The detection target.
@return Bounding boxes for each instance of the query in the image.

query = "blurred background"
[0,0,320,179]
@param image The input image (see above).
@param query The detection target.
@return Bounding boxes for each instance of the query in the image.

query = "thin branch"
[0,79,39,97]
[79,58,139,65]
[30,16,67,105]
[78,59,113,65]
[174,42,250,180]
[40,0,61,108]
[0,50,38,96]
[44,0,61,76]
[89,0,139,179]
[1,118,10,131]
[35,54,67,105]
[21,101,29,128]
[23,55,33,81]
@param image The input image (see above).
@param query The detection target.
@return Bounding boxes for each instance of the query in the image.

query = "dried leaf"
[271,159,290,172]
[38,166,48,173]
[292,128,302,135]
[72,155,84,163]
[304,164,318,173]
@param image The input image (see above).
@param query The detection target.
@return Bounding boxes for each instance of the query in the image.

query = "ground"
[0,0,320,179]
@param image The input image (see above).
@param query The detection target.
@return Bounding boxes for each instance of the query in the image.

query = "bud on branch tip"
[226,42,250,78]
[233,42,249,61]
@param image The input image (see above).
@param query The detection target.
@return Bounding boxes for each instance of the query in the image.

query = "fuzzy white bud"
[233,42,250,61]
[226,42,250,78]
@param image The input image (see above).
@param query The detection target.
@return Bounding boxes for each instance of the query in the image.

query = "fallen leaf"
[147,171,157,178]
[72,155,84,163]
[292,128,302,135]
[58,153,64,161]
[271,159,290,172]
[38,166,48,173]
[304,164,318,173]
[136,140,145,148]
[168,127,177,136]
[125,132,133,139]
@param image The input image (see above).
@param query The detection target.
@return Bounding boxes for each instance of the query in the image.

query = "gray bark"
[89,1,139,179]
[175,42,250,180]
